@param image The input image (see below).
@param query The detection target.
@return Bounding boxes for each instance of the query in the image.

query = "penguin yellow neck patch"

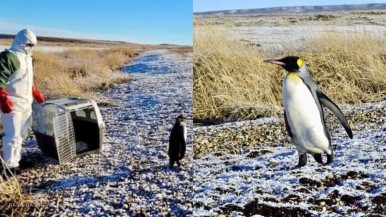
[287,73,302,85]
[288,73,298,78]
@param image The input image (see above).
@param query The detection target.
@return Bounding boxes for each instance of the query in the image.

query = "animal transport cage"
[32,97,105,164]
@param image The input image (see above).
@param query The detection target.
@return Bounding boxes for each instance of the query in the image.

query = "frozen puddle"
[31,49,193,216]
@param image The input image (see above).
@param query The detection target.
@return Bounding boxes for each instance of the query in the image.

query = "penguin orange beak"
[263,59,286,66]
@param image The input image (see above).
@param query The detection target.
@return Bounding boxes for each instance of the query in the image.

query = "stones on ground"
[17,50,193,216]
[194,101,386,216]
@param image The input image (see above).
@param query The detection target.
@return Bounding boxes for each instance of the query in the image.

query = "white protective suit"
[2,29,37,168]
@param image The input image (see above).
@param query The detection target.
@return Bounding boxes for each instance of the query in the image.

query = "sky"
[0,0,192,45]
[194,0,386,12]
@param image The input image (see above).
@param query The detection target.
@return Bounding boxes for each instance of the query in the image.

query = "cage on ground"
[32,97,105,164]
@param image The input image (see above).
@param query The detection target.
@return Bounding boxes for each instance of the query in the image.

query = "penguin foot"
[169,160,175,168]
[313,154,333,166]
[296,153,307,168]
[313,154,323,164]
[324,154,333,166]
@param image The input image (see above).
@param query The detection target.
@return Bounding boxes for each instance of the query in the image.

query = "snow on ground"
[0,45,105,52]
[194,101,386,216]
[20,49,193,216]
[0,45,68,52]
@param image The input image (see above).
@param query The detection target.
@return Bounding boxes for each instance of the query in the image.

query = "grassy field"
[194,22,386,122]
[0,37,192,101]
[33,46,142,99]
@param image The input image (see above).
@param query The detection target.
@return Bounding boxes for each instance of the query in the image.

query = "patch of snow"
[194,101,386,216]
[25,49,193,216]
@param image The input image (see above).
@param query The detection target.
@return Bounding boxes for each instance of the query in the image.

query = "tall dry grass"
[33,46,142,99]
[194,24,386,121]
[0,157,46,216]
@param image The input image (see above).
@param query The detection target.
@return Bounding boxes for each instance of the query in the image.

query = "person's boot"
[19,158,35,170]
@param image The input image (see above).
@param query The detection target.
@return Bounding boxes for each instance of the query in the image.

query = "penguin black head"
[264,56,303,73]
[176,114,185,124]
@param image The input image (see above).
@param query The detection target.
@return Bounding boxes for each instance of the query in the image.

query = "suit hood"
[10,29,37,54]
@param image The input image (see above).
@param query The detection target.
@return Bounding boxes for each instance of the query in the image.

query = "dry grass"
[194,24,386,121]
[0,157,46,216]
[33,45,192,99]
[166,46,193,54]
[33,46,144,99]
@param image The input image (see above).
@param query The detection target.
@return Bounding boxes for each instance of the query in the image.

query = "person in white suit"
[0,29,45,176]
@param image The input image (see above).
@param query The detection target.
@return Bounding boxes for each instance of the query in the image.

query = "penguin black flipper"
[284,111,293,138]
[316,90,353,139]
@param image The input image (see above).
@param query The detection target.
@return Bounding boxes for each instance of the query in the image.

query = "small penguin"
[264,56,353,167]
[168,114,187,167]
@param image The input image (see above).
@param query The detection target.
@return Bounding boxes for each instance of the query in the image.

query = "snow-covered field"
[194,101,386,216]
[195,11,386,51]
[225,24,386,49]
[20,50,193,216]
[0,44,106,52]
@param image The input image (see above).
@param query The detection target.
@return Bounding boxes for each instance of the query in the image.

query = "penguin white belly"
[283,73,330,154]
[183,124,187,142]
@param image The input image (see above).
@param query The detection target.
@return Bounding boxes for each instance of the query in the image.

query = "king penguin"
[168,114,187,168]
[264,56,353,167]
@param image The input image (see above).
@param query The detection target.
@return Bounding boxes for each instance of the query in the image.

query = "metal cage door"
[53,112,76,164]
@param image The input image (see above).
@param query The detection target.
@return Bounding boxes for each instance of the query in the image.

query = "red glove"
[0,88,13,113]
[32,84,45,104]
